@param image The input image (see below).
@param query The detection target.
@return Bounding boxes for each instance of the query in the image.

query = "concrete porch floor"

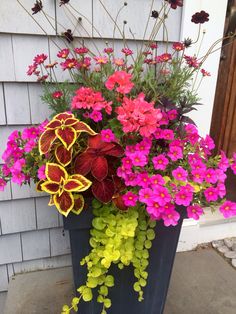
[2,248,236,314]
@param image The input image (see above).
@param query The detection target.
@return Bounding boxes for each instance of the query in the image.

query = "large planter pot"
[63,205,186,314]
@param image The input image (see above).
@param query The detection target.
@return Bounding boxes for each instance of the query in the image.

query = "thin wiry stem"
[112,4,127,52]
[142,0,155,44]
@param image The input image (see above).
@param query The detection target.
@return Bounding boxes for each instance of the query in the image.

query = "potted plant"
[1,1,236,313]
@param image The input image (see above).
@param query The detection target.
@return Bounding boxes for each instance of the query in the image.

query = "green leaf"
[105,275,114,287]
[147,229,155,240]
[92,217,106,230]
[104,298,112,309]
[82,287,93,302]
[133,282,141,292]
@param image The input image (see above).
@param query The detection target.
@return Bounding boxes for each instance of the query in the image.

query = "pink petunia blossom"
[0,178,7,191]
[187,204,204,220]
[162,208,180,226]
[146,199,165,218]
[217,183,226,198]
[152,154,169,171]
[150,174,165,187]
[219,201,236,218]
[101,129,116,143]
[204,168,218,184]
[167,109,178,121]
[191,169,205,184]
[11,171,26,185]
[122,191,138,207]
[162,129,174,140]
[218,151,229,171]
[172,167,188,181]
[167,146,183,161]
[175,186,193,206]
[139,188,153,205]
[129,151,148,167]
[37,165,46,180]
[204,187,218,202]
[136,172,151,188]
[153,185,171,206]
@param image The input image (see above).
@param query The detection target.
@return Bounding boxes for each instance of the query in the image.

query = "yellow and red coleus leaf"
[64,179,83,192]
[55,127,77,150]
[73,121,97,135]
[46,119,62,130]
[39,129,57,155]
[55,145,73,166]
[45,163,68,183]
[53,191,74,217]
[71,174,92,192]
[72,194,85,215]
[54,112,74,121]
[41,181,60,194]
[48,196,55,206]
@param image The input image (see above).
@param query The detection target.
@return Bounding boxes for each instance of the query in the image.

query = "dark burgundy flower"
[32,0,43,15]
[59,0,70,6]
[151,10,159,18]
[165,0,183,10]
[183,37,193,48]
[63,29,74,43]
[191,11,209,24]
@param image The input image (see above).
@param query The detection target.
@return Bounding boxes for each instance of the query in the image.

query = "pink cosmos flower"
[101,129,116,143]
[172,167,188,181]
[187,204,204,220]
[121,48,133,56]
[129,151,148,167]
[77,57,91,70]
[37,165,46,180]
[0,178,7,191]
[89,110,102,122]
[156,53,172,63]
[162,208,180,226]
[60,58,78,70]
[152,154,169,171]
[122,191,138,207]
[201,69,211,77]
[27,64,38,76]
[175,186,193,206]
[52,91,63,99]
[33,53,47,65]
[74,47,89,54]
[219,201,236,218]
[116,93,162,137]
[172,42,184,51]
[204,187,218,202]
[184,55,199,68]
[94,56,108,64]
[104,47,114,54]
[105,71,134,94]
[113,58,125,67]
[153,186,171,206]
[57,48,70,58]
[139,188,153,205]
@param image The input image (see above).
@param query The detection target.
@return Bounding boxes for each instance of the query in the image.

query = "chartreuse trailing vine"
[61,199,156,314]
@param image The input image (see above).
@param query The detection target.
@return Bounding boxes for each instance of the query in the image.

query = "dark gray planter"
[63,205,186,314]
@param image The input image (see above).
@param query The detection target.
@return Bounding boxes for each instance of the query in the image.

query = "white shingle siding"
[0,234,22,265]
[21,229,50,261]
[0,84,6,125]
[50,228,71,257]
[0,182,12,202]
[0,198,36,234]
[0,265,9,291]
[0,35,15,81]
[36,197,59,230]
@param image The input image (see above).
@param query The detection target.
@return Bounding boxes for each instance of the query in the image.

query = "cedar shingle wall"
[0,0,182,291]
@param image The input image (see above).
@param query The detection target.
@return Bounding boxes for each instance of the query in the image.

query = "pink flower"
[152,154,169,171]
[218,151,229,171]
[175,186,193,206]
[22,127,39,140]
[136,172,151,188]
[231,163,236,175]
[105,71,134,94]
[167,110,178,120]
[104,47,114,54]
[60,58,78,70]
[121,48,133,56]
[129,151,148,167]
[116,93,162,137]
[13,159,26,172]
[24,140,37,152]
[150,174,165,187]
[33,53,47,65]
[11,171,26,185]
[2,165,11,176]
[168,146,183,161]
[27,64,38,76]
[219,201,236,218]
[121,157,133,170]
[191,169,205,184]
[89,110,102,122]
[101,129,116,142]
[172,42,184,51]
[187,204,204,220]
[57,48,70,58]
[204,187,218,202]
[156,53,172,63]
[201,69,211,76]
[162,208,180,226]
[77,57,91,70]
[204,168,218,184]
[94,56,108,64]
[122,191,138,207]
[74,47,89,54]
[217,183,226,198]
[37,165,46,180]
[146,200,165,218]
[52,91,63,99]
[139,188,153,205]
[184,55,199,68]
[113,58,125,67]
[162,129,174,140]
[135,138,152,155]
[172,167,188,181]
[0,178,7,191]
[153,186,171,206]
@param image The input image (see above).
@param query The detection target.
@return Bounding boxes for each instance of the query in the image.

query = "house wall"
[0,0,227,292]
